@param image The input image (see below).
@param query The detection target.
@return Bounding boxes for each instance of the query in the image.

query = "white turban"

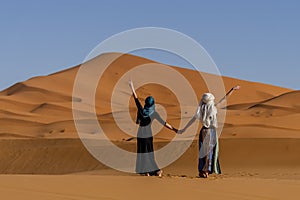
[201,93,215,104]
[195,93,218,128]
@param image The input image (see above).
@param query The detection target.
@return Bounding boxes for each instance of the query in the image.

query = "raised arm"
[215,85,240,108]
[129,80,144,116]
[129,80,138,99]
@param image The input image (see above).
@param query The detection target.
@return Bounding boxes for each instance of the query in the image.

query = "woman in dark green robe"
[129,80,177,176]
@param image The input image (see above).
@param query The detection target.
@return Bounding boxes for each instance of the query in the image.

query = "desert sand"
[1,175,300,200]
[0,53,299,199]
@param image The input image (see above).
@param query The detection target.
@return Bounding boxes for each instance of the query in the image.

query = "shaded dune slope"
[0,53,294,139]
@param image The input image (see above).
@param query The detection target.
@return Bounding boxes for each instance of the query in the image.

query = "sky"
[0,0,299,90]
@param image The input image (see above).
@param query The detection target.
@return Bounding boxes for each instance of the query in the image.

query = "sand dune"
[223,90,300,139]
[0,53,299,199]
[0,53,294,140]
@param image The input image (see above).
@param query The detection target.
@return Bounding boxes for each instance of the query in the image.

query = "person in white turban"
[178,86,240,178]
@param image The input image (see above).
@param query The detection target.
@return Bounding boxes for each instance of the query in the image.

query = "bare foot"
[199,171,208,178]
[205,172,209,178]
[157,170,163,177]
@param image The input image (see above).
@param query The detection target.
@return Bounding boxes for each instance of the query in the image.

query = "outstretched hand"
[129,80,134,88]
[129,80,138,98]
[216,85,240,108]
[232,85,241,90]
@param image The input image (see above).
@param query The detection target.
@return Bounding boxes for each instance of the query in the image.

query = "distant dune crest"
[0,53,297,139]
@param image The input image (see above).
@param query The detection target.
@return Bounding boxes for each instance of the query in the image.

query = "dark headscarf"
[142,96,155,117]
[136,96,156,124]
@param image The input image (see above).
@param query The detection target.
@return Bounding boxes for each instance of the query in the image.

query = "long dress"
[134,97,165,175]
[198,126,221,174]
[195,100,221,175]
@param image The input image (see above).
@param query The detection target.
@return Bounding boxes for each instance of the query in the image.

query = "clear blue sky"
[0,0,299,90]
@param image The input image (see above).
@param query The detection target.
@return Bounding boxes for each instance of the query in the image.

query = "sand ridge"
[0,53,299,199]
[0,53,295,140]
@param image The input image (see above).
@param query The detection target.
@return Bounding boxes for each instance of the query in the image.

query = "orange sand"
[0,53,299,199]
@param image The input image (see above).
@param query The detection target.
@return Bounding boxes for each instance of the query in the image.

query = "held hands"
[169,126,185,134]
[176,128,186,134]
[172,127,178,133]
